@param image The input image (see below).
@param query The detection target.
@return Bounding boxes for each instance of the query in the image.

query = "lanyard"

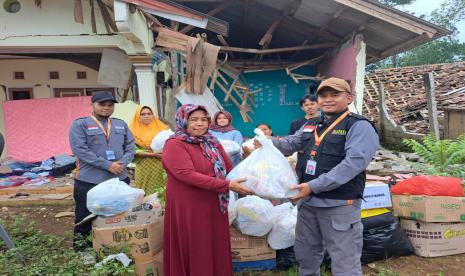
[310,111,350,158]
[91,115,112,145]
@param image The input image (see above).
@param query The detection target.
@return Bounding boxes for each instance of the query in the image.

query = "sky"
[402,0,465,41]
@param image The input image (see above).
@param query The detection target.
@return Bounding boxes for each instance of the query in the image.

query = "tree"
[377,0,416,7]
[369,0,465,70]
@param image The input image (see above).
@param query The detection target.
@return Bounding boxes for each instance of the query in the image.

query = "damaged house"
[0,0,449,161]
[364,61,465,144]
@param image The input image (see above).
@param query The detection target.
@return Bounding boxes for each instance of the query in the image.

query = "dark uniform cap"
[317,77,352,94]
[91,92,118,103]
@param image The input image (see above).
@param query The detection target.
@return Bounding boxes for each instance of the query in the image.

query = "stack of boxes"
[392,195,465,257]
[91,196,164,276]
[230,226,276,272]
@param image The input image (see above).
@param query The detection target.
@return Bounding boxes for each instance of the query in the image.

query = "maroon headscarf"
[210,111,236,133]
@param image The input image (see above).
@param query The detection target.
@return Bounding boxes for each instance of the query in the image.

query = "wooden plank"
[0,195,73,207]
[97,0,118,32]
[179,0,233,34]
[209,69,219,91]
[289,40,308,59]
[286,53,327,73]
[424,72,440,140]
[141,10,163,27]
[74,0,84,24]
[122,66,134,102]
[319,7,346,31]
[334,0,437,38]
[380,34,429,58]
[90,0,97,33]
[220,43,336,55]
[236,1,342,43]
[217,35,235,59]
[0,186,73,196]
[258,16,284,46]
[224,72,241,102]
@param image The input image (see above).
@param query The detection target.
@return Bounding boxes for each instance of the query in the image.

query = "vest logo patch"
[332,129,347,135]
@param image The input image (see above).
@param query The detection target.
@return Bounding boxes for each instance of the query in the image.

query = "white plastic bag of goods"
[242,138,255,151]
[220,139,241,156]
[227,129,298,199]
[87,178,145,217]
[234,195,274,236]
[150,129,174,153]
[228,191,238,225]
[267,202,298,250]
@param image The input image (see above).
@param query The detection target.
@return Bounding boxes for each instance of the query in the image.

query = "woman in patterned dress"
[129,106,169,197]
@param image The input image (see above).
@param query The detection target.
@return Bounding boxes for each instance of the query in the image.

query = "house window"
[54,88,85,98]
[14,71,24,80]
[77,71,87,79]
[49,71,59,80]
[8,88,33,100]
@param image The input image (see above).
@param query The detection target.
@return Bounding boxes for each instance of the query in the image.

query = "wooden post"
[164,51,179,128]
[378,84,386,141]
[423,72,440,140]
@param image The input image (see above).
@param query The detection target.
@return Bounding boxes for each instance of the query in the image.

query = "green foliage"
[403,134,465,177]
[377,0,416,7]
[368,0,465,70]
[0,217,134,275]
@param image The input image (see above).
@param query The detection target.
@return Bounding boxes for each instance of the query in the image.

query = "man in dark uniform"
[289,94,318,135]
[271,78,379,276]
[69,92,135,248]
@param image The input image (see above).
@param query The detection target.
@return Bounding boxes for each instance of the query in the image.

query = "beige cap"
[317,77,351,94]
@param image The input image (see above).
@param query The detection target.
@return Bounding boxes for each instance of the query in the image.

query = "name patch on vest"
[331,129,347,135]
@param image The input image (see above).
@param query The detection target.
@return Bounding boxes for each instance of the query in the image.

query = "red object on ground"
[391,176,464,196]
[162,139,234,276]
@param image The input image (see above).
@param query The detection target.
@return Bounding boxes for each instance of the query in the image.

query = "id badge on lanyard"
[91,116,115,161]
[305,159,317,175]
[105,150,116,161]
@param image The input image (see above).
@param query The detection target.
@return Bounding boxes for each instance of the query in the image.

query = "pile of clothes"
[0,154,76,189]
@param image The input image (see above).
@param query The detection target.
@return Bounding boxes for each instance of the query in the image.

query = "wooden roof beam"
[179,0,233,34]
[258,16,284,47]
[217,35,235,59]
[319,7,346,32]
[220,42,336,55]
[289,40,308,59]
[334,0,437,38]
[236,0,342,43]
[380,33,430,57]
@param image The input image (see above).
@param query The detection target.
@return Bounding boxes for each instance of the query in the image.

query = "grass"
[0,217,134,275]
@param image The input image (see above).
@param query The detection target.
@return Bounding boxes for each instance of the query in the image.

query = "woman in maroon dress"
[162,104,253,276]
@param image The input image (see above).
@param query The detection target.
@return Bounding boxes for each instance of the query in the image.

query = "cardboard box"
[230,226,275,262]
[93,218,163,263]
[135,250,163,276]
[361,182,392,210]
[392,195,465,222]
[231,247,276,262]
[230,226,268,249]
[233,259,276,272]
[93,195,163,228]
[401,219,465,257]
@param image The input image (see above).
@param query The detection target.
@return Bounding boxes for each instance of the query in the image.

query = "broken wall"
[318,35,366,114]
[214,66,317,136]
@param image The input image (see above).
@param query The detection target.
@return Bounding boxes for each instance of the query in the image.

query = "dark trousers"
[73,177,130,250]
